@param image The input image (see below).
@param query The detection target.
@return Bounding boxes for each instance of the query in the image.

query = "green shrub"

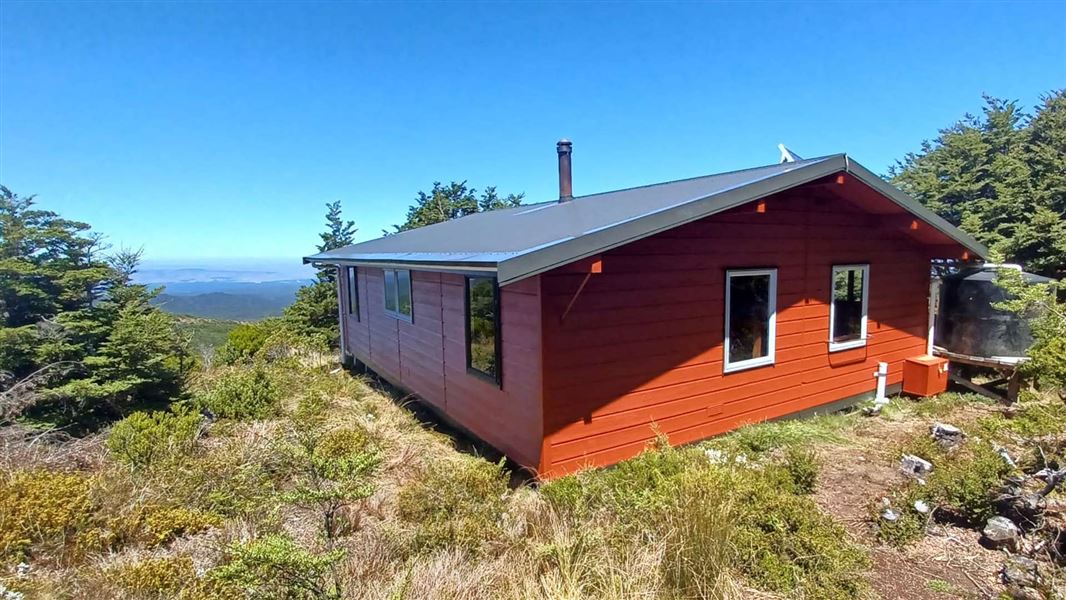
[215,321,277,365]
[210,534,345,599]
[196,365,280,419]
[978,396,1066,438]
[0,469,95,561]
[282,425,380,539]
[107,408,201,469]
[783,447,820,494]
[543,444,870,599]
[397,456,509,552]
[541,442,698,522]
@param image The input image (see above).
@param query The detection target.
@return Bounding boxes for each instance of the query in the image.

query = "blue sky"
[1,2,1063,265]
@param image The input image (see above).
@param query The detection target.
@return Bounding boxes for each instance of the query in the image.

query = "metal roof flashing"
[303,153,987,285]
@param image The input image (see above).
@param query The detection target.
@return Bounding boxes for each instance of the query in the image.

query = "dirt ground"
[810,405,1052,600]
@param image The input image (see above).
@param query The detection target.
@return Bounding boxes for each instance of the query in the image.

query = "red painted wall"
[537,188,956,477]
[339,268,544,468]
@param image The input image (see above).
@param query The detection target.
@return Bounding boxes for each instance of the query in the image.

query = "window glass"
[346,267,359,318]
[725,269,777,372]
[384,269,398,312]
[830,265,868,348]
[397,270,413,317]
[466,277,499,381]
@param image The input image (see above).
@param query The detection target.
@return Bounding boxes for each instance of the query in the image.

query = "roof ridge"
[569,153,844,201]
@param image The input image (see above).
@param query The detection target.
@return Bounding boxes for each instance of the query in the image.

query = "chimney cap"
[557,138,572,149]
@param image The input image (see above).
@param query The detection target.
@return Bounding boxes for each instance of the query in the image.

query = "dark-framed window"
[383,268,412,321]
[724,268,777,373]
[829,264,869,351]
[345,266,359,321]
[465,276,501,385]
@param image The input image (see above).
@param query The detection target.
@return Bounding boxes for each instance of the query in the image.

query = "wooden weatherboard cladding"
[336,178,971,479]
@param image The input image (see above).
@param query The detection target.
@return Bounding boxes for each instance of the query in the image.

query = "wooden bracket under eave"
[559,256,603,324]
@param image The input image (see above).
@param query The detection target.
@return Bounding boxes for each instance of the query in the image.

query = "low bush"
[214,321,278,365]
[210,534,346,599]
[106,556,234,599]
[397,456,510,553]
[196,365,280,419]
[139,505,224,548]
[978,395,1066,438]
[782,447,820,494]
[878,434,1017,545]
[0,469,95,562]
[544,443,869,599]
[106,408,201,469]
[282,425,381,539]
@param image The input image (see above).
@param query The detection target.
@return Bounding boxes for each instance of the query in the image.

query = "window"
[465,276,501,384]
[345,266,359,320]
[724,268,777,373]
[383,269,412,320]
[829,264,869,351]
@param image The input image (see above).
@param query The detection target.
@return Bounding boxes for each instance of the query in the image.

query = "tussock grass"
[3,350,872,600]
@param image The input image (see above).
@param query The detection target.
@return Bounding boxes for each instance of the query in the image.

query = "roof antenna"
[778,144,803,163]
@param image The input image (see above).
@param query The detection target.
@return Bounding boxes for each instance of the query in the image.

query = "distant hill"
[174,316,239,350]
[153,288,301,320]
[135,261,314,321]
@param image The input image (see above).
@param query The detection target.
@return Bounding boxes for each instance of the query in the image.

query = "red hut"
[305,142,986,478]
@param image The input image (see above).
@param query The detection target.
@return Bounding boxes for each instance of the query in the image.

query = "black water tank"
[935,266,1055,359]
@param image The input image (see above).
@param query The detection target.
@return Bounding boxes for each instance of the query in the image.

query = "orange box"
[903,355,950,397]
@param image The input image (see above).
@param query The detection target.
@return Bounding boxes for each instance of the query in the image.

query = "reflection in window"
[383,269,412,320]
[830,265,869,350]
[725,269,777,372]
[466,277,500,383]
[346,266,359,320]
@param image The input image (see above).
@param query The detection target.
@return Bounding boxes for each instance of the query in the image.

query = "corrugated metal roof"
[305,154,988,285]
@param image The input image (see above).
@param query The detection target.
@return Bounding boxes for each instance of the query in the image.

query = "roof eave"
[841,159,989,259]
[496,155,848,286]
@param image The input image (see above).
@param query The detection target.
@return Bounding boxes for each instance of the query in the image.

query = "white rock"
[983,516,1021,550]
[881,508,900,522]
[914,500,931,514]
[900,454,933,477]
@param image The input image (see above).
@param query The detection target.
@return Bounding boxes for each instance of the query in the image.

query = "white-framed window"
[383,268,412,321]
[724,268,777,373]
[346,266,359,321]
[828,264,869,351]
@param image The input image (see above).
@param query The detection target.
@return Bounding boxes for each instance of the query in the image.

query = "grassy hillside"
[2,347,1063,599]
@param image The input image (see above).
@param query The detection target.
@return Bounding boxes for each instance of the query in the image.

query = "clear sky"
[1,1,1064,264]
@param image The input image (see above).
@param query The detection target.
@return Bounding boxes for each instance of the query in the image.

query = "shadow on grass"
[351,364,536,489]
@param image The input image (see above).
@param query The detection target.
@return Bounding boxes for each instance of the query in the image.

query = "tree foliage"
[389,181,523,233]
[0,186,190,427]
[890,91,1066,278]
[316,201,356,284]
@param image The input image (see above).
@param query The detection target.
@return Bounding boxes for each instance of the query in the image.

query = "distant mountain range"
[135,260,316,321]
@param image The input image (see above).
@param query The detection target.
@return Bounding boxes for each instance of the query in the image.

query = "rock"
[704,448,726,464]
[914,499,931,514]
[1001,555,1042,589]
[14,563,28,578]
[983,515,1022,550]
[881,508,900,522]
[931,422,965,448]
[994,444,1018,468]
[900,454,933,477]
[862,404,882,417]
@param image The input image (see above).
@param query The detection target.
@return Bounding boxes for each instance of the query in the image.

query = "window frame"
[345,266,359,321]
[382,268,413,322]
[723,267,778,374]
[464,275,502,386]
[828,263,870,352]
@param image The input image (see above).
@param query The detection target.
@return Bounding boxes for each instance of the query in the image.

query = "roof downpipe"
[557,139,573,202]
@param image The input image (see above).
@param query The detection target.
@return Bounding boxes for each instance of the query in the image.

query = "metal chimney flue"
[557,139,573,202]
